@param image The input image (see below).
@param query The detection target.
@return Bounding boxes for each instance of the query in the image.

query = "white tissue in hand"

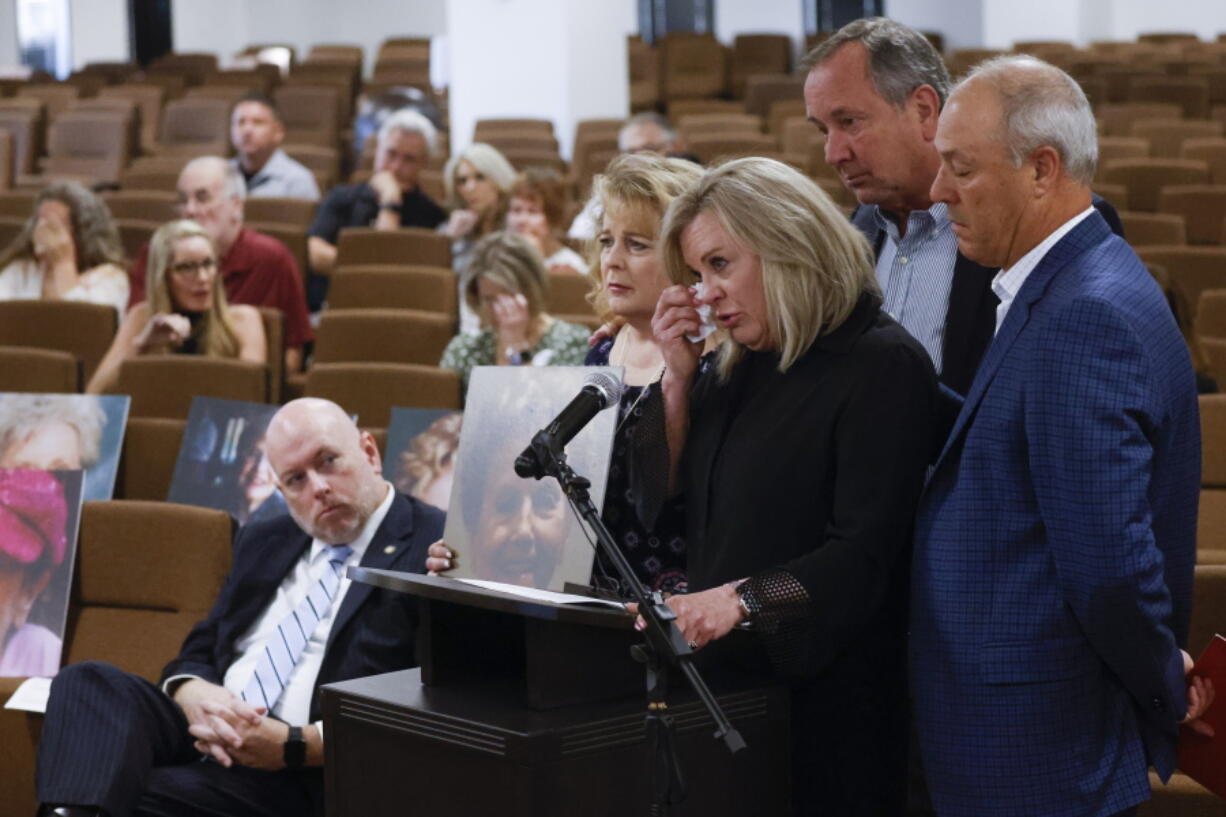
[686,282,716,343]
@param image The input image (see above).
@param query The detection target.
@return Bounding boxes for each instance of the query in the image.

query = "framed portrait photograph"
[0,393,128,501]
[443,366,619,592]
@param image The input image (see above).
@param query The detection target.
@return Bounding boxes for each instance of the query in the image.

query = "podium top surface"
[350,567,635,630]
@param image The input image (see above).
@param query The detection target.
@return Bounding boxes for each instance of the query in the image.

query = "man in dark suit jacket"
[913,56,1211,817]
[803,18,1123,395]
[35,398,445,817]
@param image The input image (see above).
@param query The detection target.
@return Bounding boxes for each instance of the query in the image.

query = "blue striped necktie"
[240,544,353,714]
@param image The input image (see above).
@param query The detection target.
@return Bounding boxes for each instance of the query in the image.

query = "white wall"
[448,0,633,157]
[982,0,1080,49]
[172,0,445,71]
[714,0,804,59]
[0,1,20,73]
[1107,0,1226,42]
[70,0,130,70]
[887,0,984,51]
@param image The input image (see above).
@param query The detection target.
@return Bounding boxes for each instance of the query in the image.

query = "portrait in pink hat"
[0,468,84,678]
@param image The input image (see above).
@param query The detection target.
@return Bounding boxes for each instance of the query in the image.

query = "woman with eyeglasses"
[86,220,266,394]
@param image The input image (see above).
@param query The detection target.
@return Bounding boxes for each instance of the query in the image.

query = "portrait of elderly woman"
[0,469,84,678]
[384,408,463,511]
[443,366,618,591]
[0,393,128,501]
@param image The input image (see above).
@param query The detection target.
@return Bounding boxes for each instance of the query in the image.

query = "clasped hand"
[626,583,745,651]
[134,313,192,352]
[175,679,287,769]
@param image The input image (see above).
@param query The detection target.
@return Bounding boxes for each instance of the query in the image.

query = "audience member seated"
[568,113,687,240]
[439,230,590,391]
[0,181,128,319]
[505,168,586,275]
[33,397,446,817]
[128,157,313,373]
[441,143,517,332]
[88,220,266,394]
[307,109,448,309]
[230,91,321,201]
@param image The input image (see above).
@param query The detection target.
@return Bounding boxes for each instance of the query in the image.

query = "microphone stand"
[517,432,746,816]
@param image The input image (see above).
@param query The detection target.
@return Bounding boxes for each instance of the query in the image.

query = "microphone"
[515,371,624,479]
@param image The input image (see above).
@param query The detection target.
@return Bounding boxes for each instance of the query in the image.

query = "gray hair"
[182,156,247,200]
[960,55,1097,186]
[379,108,439,158]
[617,112,678,153]
[0,394,106,468]
[802,17,951,108]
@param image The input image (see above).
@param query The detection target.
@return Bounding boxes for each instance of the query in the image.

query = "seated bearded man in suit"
[35,397,445,817]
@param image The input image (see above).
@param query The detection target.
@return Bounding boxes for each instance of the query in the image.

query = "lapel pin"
[383,545,395,555]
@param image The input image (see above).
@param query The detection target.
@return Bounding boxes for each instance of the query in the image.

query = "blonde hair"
[394,412,462,497]
[586,153,705,324]
[443,143,517,234]
[146,219,240,358]
[463,230,550,322]
[660,157,878,381]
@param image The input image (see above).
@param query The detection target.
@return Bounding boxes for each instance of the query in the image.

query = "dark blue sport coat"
[161,492,444,723]
[911,211,1199,817]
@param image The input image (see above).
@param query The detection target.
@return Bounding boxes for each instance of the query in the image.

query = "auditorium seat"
[117,357,269,419]
[768,99,807,137]
[148,52,219,86]
[1129,76,1210,118]
[336,226,452,268]
[1131,120,1224,159]
[627,37,661,112]
[0,300,116,380]
[1158,186,1226,244]
[501,148,567,175]
[1101,159,1210,212]
[0,130,12,190]
[1201,337,1226,392]
[242,196,317,229]
[0,99,46,178]
[474,118,554,140]
[0,188,36,217]
[98,84,167,154]
[274,84,341,147]
[247,221,309,285]
[0,346,81,392]
[0,499,233,816]
[35,109,132,187]
[742,75,804,123]
[730,36,792,99]
[1136,247,1226,333]
[120,167,180,193]
[546,270,595,315]
[668,98,743,119]
[677,112,763,140]
[1182,138,1226,184]
[1196,289,1226,341]
[312,308,454,367]
[1097,137,1151,168]
[102,189,176,222]
[660,33,728,101]
[116,417,186,501]
[16,83,80,122]
[115,217,160,260]
[1120,211,1187,246]
[156,97,230,156]
[1097,103,1184,137]
[687,133,781,164]
[327,265,458,317]
[304,362,462,428]
[258,307,285,404]
[481,133,561,154]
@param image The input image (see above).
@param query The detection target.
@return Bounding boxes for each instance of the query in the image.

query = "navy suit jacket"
[911,212,1199,817]
[850,194,1124,395]
[161,492,444,723]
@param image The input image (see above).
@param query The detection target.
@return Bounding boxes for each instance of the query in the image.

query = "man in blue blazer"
[35,398,445,817]
[913,57,1212,817]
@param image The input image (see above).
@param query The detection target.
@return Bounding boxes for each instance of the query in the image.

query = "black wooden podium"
[321,569,791,816]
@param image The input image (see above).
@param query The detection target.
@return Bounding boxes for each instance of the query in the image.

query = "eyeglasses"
[169,257,217,278]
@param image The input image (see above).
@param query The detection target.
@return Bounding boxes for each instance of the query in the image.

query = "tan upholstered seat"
[328,265,459,317]
[0,499,233,815]
[305,362,462,427]
[313,308,454,367]
[336,227,452,268]
[0,300,117,381]
[0,346,80,392]
[115,417,186,501]
[117,357,269,419]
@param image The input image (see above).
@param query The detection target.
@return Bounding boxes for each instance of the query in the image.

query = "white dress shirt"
[165,482,394,730]
[992,206,1095,335]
